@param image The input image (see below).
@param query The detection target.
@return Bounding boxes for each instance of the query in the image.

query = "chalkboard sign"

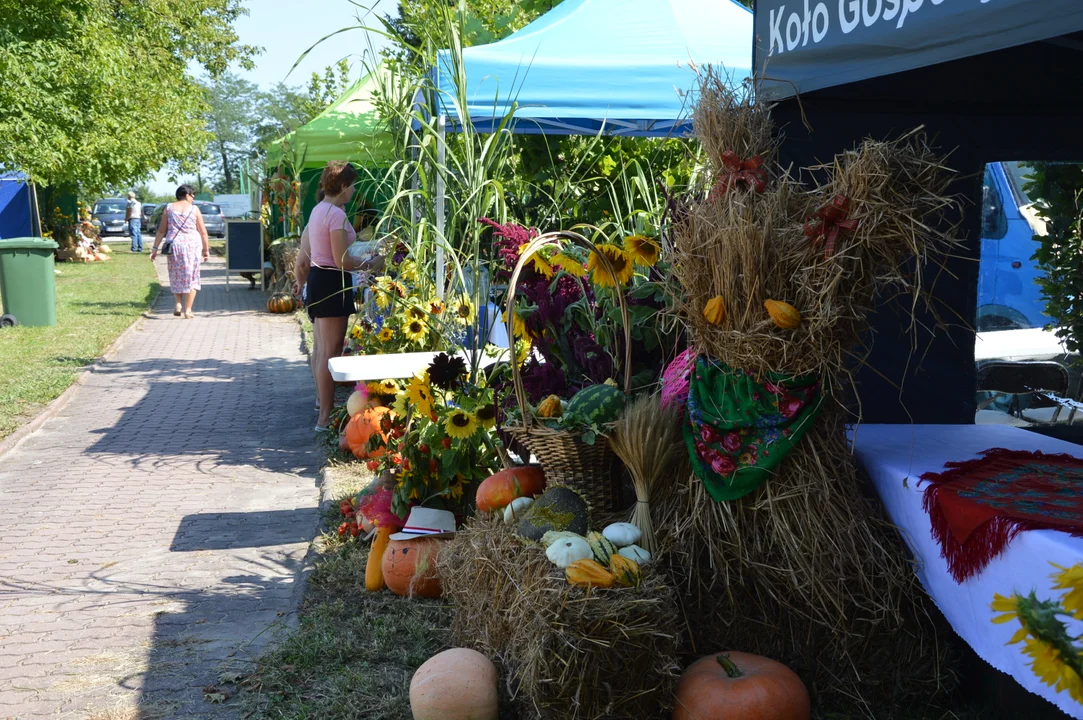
[225,220,263,292]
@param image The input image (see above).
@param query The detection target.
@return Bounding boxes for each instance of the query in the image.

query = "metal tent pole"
[435,114,447,301]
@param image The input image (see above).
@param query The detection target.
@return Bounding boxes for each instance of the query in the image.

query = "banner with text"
[753,0,1083,99]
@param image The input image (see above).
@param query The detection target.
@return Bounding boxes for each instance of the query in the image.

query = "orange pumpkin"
[476,465,546,512]
[410,648,498,720]
[345,406,390,459]
[382,536,445,598]
[673,651,809,720]
[267,293,296,314]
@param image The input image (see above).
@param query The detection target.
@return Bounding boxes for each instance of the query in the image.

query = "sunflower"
[624,234,661,266]
[427,298,446,315]
[515,338,532,366]
[406,374,434,416]
[503,309,526,338]
[991,593,1021,625]
[551,252,587,278]
[349,325,365,341]
[403,318,428,344]
[445,409,478,439]
[1021,636,1083,702]
[389,280,407,298]
[373,276,395,310]
[366,381,386,396]
[378,327,395,342]
[587,244,635,287]
[452,296,475,326]
[518,243,554,279]
[406,305,427,322]
[378,379,399,395]
[444,473,468,501]
[1051,562,1083,620]
[427,352,467,391]
[475,403,497,429]
[399,259,419,283]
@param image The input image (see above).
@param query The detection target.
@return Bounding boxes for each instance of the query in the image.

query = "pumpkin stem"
[716,653,743,678]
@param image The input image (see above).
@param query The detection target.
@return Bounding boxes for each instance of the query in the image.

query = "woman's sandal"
[174,303,182,316]
[183,312,195,319]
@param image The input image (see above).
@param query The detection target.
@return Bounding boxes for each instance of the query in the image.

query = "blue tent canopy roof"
[435,0,753,136]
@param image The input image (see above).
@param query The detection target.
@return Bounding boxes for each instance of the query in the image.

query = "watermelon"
[517,487,590,542]
[566,384,626,425]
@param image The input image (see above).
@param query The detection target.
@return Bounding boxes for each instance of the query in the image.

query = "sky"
[148,0,394,194]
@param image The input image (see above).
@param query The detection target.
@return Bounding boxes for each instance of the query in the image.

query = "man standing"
[126,191,143,253]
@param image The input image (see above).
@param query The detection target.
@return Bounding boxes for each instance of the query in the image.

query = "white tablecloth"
[852,424,1083,717]
[975,327,1070,362]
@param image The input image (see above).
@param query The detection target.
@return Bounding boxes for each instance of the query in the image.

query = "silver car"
[196,202,226,238]
[92,198,130,236]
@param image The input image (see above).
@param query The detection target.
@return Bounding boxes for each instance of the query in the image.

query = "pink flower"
[722,432,742,452]
[764,381,782,394]
[780,395,804,418]
[700,425,720,445]
[710,454,738,475]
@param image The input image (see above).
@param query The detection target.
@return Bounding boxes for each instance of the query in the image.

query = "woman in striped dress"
[151,185,210,318]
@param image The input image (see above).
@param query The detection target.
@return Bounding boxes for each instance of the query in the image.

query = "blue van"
[976,161,1050,331]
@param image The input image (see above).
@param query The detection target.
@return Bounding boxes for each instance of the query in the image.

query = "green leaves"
[0,0,255,189]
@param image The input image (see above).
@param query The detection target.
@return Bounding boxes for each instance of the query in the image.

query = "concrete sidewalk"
[0,256,321,718]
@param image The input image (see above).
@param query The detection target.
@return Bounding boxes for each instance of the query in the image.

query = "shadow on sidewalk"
[82,354,319,476]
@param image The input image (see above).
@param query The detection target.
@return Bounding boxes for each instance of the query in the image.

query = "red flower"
[710,454,738,475]
[391,455,402,466]
[780,395,804,419]
[441,437,452,450]
[722,432,742,452]
[337,522,349,536]
[366,460,379,471]
[350,524,361,537]
[430,411,439,423]
[699,426,720,445]
[429,458,438,474]
[339,500,354,516]
[419,443,430,455]
[403,458,412,472]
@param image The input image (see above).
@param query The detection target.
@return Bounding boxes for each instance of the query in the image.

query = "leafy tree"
[0,0,257,190]
[1025,163,1083,352]
[254,60,353,151]
[201,72,262,193]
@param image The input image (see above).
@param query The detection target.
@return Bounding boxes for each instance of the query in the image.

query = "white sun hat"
[388,507,457,541]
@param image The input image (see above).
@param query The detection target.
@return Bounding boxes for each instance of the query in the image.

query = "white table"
[328,350,505,383]
[852,424,1083,717]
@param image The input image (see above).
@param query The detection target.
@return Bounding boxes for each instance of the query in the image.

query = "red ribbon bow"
[803,195,859,259]
[710,151,767,199]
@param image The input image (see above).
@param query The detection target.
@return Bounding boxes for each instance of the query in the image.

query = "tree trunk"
[219,142,233,193]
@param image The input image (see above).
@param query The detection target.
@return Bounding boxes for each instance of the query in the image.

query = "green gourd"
[586,531,617,566]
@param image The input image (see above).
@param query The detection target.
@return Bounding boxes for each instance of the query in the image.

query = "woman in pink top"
[295,161,384,430]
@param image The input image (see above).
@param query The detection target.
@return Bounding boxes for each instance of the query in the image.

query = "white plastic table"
[852,424,1083,717]
[328,350,504,382]
[975,327,1069,362]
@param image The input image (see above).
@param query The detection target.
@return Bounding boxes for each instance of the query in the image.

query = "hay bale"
[439,515,681,720]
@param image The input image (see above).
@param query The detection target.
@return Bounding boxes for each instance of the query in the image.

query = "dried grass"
[607,393,683,556]
[654,69,961,712]
[439,514,681,720]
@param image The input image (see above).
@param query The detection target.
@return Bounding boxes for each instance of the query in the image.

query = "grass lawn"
[0,249,158,441]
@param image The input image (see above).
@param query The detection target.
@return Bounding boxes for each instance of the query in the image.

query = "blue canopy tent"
[426,0,752,294]
[0,172,40,239]
[433,0,753,137]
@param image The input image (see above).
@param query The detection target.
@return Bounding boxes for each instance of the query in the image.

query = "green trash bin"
[0,238,59,328]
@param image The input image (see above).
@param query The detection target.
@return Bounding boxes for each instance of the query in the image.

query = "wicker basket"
[501,230,632,514]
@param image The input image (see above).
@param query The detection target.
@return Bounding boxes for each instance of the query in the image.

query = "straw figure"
[654,69,961,712]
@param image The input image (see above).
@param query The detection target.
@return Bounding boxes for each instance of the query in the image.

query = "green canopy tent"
[265,65,397,230]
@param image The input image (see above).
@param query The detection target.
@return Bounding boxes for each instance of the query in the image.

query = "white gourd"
[618,544,651,565]
[545,536,593,568]
[541,530,582,548]
[503,496,534,525]
[602,522,642,548]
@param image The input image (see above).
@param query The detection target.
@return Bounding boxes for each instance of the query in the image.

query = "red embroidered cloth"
[920,448,1083,582]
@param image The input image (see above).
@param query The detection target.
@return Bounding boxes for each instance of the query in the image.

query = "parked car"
[141,203,158,229]
[977,161,1050,332]
[149,201,226,238]
[92,198,130,237]
[197,202,226,238]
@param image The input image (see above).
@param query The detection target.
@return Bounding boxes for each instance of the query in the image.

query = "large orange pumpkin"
[382,536,445,598]
[476,465,546,512]
[673,652,809,720]
[410,648,498,720]
[345,406,390,459]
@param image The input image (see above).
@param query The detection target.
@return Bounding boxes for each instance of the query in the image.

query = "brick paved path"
[0,256,321,718]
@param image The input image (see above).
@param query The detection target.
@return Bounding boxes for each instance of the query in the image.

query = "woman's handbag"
[159,239,173,255]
